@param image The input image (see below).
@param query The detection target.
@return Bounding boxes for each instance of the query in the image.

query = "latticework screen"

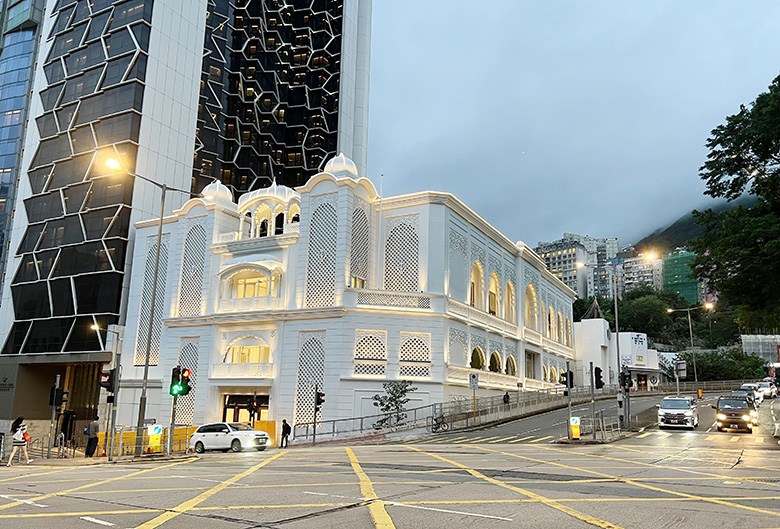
[384,222,419,292]
[350,206,370,283]
[178,224,207,317]
[175,339,199,425]
[134,234,169,366]
[305,203,338,307]
[293,332,325,425]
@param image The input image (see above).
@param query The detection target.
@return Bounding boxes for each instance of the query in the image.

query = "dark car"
[730,390,757,407]
[713,396,758,432]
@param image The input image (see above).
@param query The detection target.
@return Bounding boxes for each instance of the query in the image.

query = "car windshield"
[731,391,750,396]
[719,399,749,409]
[661,400,691,409]
[229,423,255,431]
[759,382,771,388]
[741,385,756,391]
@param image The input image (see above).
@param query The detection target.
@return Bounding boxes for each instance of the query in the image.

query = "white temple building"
[115,155,577,440]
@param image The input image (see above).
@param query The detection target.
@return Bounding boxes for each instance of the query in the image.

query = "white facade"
[116,155,577,439]
[574,319,661,390]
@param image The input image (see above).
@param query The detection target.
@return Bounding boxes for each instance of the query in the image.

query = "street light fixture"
[666,303,716,394]
[104,158,213,456]
[92,324,122,461]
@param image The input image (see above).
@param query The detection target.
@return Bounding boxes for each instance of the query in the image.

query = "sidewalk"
[3,453,196,466]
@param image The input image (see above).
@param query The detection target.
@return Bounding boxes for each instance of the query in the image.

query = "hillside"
[634,196,758,254]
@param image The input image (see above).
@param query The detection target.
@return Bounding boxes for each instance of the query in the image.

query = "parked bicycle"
[431,415,449,433]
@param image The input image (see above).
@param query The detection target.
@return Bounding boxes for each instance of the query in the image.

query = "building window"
[470,262,484,309]
[524,283,538,331]
[489,351,502,373]
[525,351,538,379]
[488,272,500,316]
[227,270,279,299]
[506,355,517,376]
[505,281,516,323]
[470,347,486,370]
[226,344,271,363]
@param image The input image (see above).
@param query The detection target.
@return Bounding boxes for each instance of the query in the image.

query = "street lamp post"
[92,324,122,461]
[105,159,210,456]
[667,303,715,395]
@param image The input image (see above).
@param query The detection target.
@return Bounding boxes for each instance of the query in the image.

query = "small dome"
[202,180,234,204]
[324,152,359,179]
[237,182,301,211]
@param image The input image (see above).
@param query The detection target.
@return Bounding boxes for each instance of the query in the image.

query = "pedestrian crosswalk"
[397,430,774,446]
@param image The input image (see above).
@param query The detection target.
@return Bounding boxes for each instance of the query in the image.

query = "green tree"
[692,72,780,329]
[677,348,765,382]
[699,73,780,210]
[372,380,418,428]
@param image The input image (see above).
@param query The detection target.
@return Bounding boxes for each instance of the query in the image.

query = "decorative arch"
[294,333,325,424]
[288,202,301,222]
[550,366,558,384]
[489,351,502,373]
[222,266,280,300]
[566,317,572,347]
[506,355,517,376]
[470,261,485,310]
[470,347,486,370]
[547,306,556,340]
[524,283,539,331]
[557,312,564,344]
[505,281,516,323]
[542,364,549,382]
[488,271,500,316]
[223,335,272,363]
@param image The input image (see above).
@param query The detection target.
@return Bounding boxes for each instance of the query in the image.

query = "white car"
[740,384,763,406]
[189,422,271,453]
[657,397,699,429]
[757,381,777,399]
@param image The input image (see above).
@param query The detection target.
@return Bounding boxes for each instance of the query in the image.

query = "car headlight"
[750,410,758,417]
[684,411,693,416]
[717,413,726,420]
[742,415,751,421]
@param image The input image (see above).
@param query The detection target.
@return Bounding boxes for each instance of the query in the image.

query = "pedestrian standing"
[503,392,510,408]
[6,417,32,466]
[85,416,100,457]
[280,419,291,448]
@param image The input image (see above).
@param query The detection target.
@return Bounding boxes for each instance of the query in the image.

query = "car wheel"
[256,447,267,451]
[231,439,242,452]
[716,426,723,432]
[195,441,205,454]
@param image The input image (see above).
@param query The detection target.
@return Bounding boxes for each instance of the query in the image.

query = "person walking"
[85,416,100,457]
[280,419,291,448]
[503,392,510,409]
[6,417,32,466]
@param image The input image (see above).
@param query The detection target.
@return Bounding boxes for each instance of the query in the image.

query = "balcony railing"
[355,290,432,310]
[217,296,282,313]
[211,362,274,379]
[221,222,301,243]
[446,365,521,391]
[446,299,518,336]
[542,337,575,359]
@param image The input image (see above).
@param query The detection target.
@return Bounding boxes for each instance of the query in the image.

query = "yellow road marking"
[346,448,395,529]
[0,459,194,512]
[526,445,780,519]
[528,436,553,443]
[453,437,483,443]
[755,437,765,443]
[706,435,717,441]
[636,432,652,438]
[473,436,501,443]
[656,433,672,438]
[730,436,741,443]
[508,436,535,443]
[136,451,285,529]
[404,445,623,529]
[0,468,73,483]
[488,437,518,443]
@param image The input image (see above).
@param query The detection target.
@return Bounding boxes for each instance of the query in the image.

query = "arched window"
[524,284,538,331]
[488,272,500,316]
[289,203,301,223]
[557,312,564,344]
[566,317,572,347]
[259,219,268,237]
[470,262,484,309]
[505,355,517,376]
[227,269,279,299]
[470,347,486,370]
[542,364,549,382]
[505,281,516,323]
[223,340,271,363]
[550,366,558,383]
[489,351,502,373]
[547,307,555,339]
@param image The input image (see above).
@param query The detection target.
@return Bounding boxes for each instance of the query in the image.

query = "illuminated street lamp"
[667,303,716,393]
[105,158,212,456]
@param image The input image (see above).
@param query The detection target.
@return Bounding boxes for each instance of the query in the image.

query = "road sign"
[469,373,479,390]
[570,417,580,440]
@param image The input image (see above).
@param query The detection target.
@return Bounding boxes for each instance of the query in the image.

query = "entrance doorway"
[222,394,269,423]
[637,374,647,391]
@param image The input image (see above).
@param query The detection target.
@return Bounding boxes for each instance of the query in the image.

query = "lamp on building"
[104,158,213,456]
[666,303,716,393]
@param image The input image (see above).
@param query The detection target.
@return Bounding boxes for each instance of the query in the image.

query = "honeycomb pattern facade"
[3,0,154,355]
[192,0,345,196]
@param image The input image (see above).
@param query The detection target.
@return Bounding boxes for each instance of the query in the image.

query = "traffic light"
[622,370,633,390]
[567,370,574,389]
[170,366,183,396]
[315,390,325,411]
[618,371,626,388]
[559,371,568,386]
[248,398,259,415]
[594,367,604,389]
[54,388,69,406]
[180,368,192,396]
[100,369,115,392]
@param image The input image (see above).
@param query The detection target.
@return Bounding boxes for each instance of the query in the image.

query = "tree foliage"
[676,348,765,382]
[699,73,780,209]
[372,380,417,427]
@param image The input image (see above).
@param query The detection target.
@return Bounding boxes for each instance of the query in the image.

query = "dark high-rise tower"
[0,0,371,428]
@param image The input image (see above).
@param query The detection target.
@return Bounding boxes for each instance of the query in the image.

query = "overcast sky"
[365,1,780,248]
